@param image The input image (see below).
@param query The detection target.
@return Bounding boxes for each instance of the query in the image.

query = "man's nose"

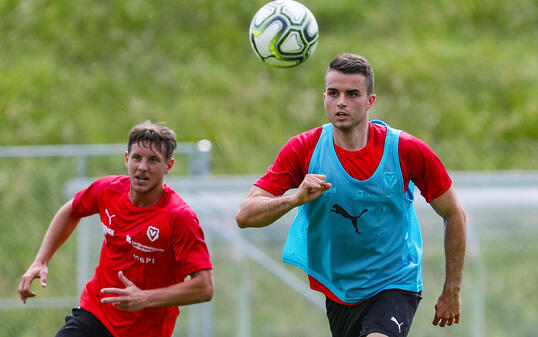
[337,94,346,106]
[138,159,148,170]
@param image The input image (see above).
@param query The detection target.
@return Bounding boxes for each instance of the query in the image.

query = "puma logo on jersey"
[105,208,116,225]
[391,316,404,333]
[331,204,368,234]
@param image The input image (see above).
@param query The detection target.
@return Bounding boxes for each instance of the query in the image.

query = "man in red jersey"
[236,53,466,337]
[19,121,214,337]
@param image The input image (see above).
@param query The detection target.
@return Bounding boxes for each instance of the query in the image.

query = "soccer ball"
[249,0,319,68]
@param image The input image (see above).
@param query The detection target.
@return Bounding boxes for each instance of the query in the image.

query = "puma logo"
[330,204,368,234]
[391,316,404,334]
[105,208,116,225]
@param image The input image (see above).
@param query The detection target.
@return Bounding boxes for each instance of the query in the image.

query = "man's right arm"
[18,199,81,303]
[235,174,331,229]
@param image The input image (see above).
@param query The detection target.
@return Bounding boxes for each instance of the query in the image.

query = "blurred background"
[1,0,536,336]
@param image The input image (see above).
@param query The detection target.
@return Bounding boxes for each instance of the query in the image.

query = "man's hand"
[101,271,147,311]
[433,290,461,327]
[294,174,332,206]
[18,262,48,303]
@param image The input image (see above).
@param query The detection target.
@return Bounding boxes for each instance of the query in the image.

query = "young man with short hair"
[19,121,214,337]
[236,53,466,337]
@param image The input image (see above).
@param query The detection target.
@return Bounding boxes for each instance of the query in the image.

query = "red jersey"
[71,175,213,337]
[255,122,452,305]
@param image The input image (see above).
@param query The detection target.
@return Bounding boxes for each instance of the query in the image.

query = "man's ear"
[367,94,376,110]
[165,158,175,175]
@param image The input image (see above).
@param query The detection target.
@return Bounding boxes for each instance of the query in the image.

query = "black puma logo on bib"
[331,204,368,234]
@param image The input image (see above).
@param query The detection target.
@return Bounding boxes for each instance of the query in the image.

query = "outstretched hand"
[101,271,147,311]
[18,262,48,303]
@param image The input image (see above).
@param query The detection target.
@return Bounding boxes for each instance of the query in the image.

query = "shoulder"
[397,131,452,201]
[278,126,323,164]
[163,188,199,226]
[94,175,128,186]
[254,126,323,195]
[284,126,323,152]
[104,175,130,188]
[84,175,129,194]
[398,131,438,158]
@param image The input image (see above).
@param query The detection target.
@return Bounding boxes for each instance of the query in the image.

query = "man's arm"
[100,269,214,311]
[429,185,466,327]
[235,174,332,228]
[18,199,81,303]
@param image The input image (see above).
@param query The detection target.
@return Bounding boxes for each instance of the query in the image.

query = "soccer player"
[236,53,466,337]
[19,121,214,337]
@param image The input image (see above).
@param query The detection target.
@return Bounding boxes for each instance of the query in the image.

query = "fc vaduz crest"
[383,172,397,189]
[147,226,159,242]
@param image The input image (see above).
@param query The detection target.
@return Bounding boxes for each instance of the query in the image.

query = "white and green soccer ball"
[249,0,319,68]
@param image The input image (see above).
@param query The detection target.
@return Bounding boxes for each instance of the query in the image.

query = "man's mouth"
[135,176,149,183]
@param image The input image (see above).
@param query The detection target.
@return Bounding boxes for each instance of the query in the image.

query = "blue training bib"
[282,120,423,303]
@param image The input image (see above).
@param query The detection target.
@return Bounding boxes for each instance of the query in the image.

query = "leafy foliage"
[1,0,536,172]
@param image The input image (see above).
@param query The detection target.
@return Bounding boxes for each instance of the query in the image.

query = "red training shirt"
[255,122,452,305]
[71,175,212,337]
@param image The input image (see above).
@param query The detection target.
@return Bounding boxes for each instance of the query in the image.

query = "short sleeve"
[170,208,212,278]
[398,132,452,202]
[71,177,111,217]
[255,127,322,196]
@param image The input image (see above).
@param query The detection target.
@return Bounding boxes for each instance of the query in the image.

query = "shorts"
[56,307,113,337]
[325,289,422,337]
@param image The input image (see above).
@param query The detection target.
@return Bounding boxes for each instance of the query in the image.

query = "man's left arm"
[429,185,466,327]
[101,269,214,311]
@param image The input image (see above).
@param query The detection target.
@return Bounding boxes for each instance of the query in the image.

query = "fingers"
[433,313,460,327]
[100,287,126,296]
[100,291,130,311]
[117,271,134,287]
[433,317,456,327]
[100,271,132,301]
[299,174,331,195]
[304,174,331,189]
[18,285,36,304]
[39,270,48,287]
[18,265,48,303]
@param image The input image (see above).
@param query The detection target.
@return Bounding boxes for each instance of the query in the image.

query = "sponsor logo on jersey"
[126,235,164,253]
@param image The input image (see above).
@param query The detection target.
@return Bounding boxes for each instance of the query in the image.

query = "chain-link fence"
[1,145,537,337]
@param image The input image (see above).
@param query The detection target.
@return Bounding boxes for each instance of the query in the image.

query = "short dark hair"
[326,53,374,95]
[127,121,177,161]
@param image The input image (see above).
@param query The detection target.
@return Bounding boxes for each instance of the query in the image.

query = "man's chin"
[130,183,151,194]
[332,121,353,131]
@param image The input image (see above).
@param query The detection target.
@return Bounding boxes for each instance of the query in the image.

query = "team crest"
[383,172,397,190]
[147,226,159,242]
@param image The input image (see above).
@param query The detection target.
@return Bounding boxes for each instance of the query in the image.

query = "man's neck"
[128,186,165,208]
[333,121,370,151]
